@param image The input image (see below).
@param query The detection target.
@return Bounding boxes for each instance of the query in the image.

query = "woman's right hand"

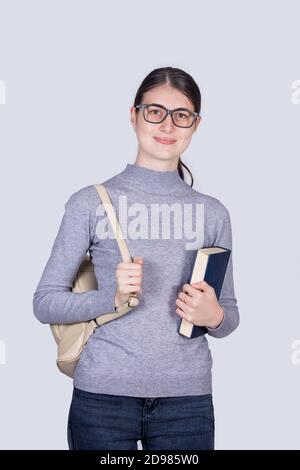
[114,256,144,309]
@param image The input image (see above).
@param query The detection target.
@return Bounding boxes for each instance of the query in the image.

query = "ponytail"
[177,157,194,187]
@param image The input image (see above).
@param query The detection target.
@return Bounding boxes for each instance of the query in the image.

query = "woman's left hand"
[175,280,224,329]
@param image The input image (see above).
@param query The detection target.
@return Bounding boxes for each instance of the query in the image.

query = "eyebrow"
[149,103,193,112]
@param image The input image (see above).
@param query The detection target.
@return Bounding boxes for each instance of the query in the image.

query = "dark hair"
[133,67,201,187]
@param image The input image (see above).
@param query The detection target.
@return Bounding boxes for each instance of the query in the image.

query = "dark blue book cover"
[178,246,231,338]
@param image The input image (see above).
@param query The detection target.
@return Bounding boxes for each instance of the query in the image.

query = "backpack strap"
[93,184,139,323]
[93,184,132,263]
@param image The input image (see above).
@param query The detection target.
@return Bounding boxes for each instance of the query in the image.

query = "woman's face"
[130,83,201,166]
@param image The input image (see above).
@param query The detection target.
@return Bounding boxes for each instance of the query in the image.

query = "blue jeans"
[67,386,215,450]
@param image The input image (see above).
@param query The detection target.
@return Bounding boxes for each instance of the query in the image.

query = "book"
[178,246,231,338]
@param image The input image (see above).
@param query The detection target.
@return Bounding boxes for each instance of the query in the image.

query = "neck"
[134,155,179,172]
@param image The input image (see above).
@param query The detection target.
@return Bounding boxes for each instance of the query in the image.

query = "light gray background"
[0,0,299,450]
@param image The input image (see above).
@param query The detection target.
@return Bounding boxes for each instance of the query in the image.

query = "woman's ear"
[130,106,137,131]
[194,116,202,132]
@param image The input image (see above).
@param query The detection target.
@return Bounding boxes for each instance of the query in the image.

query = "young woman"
[33,66,240,451]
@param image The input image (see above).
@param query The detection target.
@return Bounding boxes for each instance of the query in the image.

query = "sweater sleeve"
[206,205,240,338]
[32,188,116,324]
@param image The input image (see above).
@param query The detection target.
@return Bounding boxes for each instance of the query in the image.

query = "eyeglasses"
[135,103,200,128]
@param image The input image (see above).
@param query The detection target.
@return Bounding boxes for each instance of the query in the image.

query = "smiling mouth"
[153,137,177,144]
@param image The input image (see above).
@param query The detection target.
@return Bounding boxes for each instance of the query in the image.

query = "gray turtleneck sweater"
[33,163,239,397]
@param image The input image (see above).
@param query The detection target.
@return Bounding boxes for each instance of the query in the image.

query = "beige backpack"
[50,184,139,378]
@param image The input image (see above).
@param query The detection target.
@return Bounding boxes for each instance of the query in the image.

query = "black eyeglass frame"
[135,103,201,128]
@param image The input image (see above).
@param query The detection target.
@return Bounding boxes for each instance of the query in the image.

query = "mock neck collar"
[118,163,185,194]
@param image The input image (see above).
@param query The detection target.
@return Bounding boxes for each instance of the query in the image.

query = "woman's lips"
[153,136,177,145]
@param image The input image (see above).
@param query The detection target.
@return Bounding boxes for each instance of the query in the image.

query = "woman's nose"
[159,113,175,131]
